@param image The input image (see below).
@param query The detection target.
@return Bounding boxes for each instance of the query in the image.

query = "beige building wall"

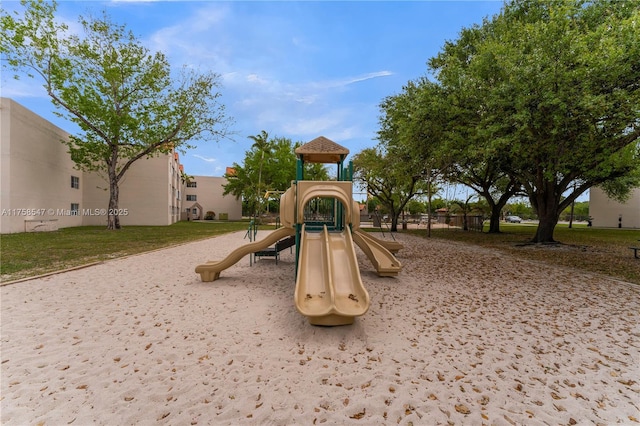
[589,187,640,229]
[1,97,240,232]
[1,98,82,233]
[184,176,242,221]
[81,152,184,227]
[79,171,111,227]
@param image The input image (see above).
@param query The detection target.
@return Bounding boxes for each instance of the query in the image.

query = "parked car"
[505,215,522,223]
[419,214,437,224]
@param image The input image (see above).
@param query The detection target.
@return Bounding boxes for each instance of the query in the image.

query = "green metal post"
[296,157,304,181]
[293,175,301,275]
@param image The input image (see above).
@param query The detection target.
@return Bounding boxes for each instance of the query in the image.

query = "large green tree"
[1,1,230,229]
[430,0,640,242]
[247,130,272,217]
[223,135,328,215]
[352,147,425,232]
[382,74,522,234]
[376,79,449,235]
[433,39,524,234]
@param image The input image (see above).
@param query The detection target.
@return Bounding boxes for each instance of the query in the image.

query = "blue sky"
[2,0,505,177]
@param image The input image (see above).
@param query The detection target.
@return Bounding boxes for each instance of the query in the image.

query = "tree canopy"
[374,79,450,233]
[223,133,328,216]
[1,0,231,229]
[352,146,426,232]
[363,0,639,241]
[430,0,640,242]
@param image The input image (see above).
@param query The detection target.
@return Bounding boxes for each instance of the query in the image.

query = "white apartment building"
[1,97,240,233]
[1,97,82,232]
[79,151,185,227]
[183,176,242,221]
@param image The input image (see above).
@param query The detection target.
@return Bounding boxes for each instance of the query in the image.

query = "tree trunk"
[480,184,518,234]
[568,199,575,228]
[426,181,432,238]
[532,213,558,243]
[107,165,121,230]
[389,212,400,232]
[531,190,560,243]
[488,209,501,233]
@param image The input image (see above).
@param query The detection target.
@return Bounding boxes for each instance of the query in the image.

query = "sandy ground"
[1,231,639,425]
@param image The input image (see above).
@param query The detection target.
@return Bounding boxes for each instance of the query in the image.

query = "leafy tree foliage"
[427,198,448,214]
[352,147,425,232]
[1,0,230,229]
[414,21,524,235]
[405,199,426,215]
[373,80,449,234]
[597,162,640,204]
[430,0,640,242]
[247,130,271,217]
[434,47,523,234]
[223,134,328,216]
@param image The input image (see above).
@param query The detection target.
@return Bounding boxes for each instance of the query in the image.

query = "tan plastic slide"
[294,224,370,326]
[352,230,403,277]
[355,230,403,254]
[195,227,295,282]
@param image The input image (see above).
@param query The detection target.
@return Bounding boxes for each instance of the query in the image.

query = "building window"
[71,176,79,189]
[70,203,79,215]
[187,181,197,188]
[186,195,197,201]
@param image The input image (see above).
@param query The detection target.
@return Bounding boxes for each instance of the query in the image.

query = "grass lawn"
[405,222,640,285]
[1,221,255,283]
[2,221,639,285]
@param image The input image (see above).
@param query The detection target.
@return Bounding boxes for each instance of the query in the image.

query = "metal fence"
[360,213,485,232]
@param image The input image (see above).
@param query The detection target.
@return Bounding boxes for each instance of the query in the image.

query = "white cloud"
[246,73,268,85]
[345,71,394,85]
[227,69,392,108]
[279,109,353,137]
[145,4,231,69]
[295,95,317,105]
[310,71,394,91]
[189,5,228,32]
[136,3,391,155]
[193,154,217,163]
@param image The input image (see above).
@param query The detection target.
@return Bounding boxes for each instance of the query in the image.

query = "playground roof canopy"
[295,136,349,164]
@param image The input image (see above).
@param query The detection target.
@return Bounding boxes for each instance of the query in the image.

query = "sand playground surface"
[1,231,639,425]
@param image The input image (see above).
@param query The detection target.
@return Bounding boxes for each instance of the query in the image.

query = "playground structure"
[195,136,402,326]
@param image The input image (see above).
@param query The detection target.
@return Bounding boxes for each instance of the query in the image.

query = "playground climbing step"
[254,236,296,264]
